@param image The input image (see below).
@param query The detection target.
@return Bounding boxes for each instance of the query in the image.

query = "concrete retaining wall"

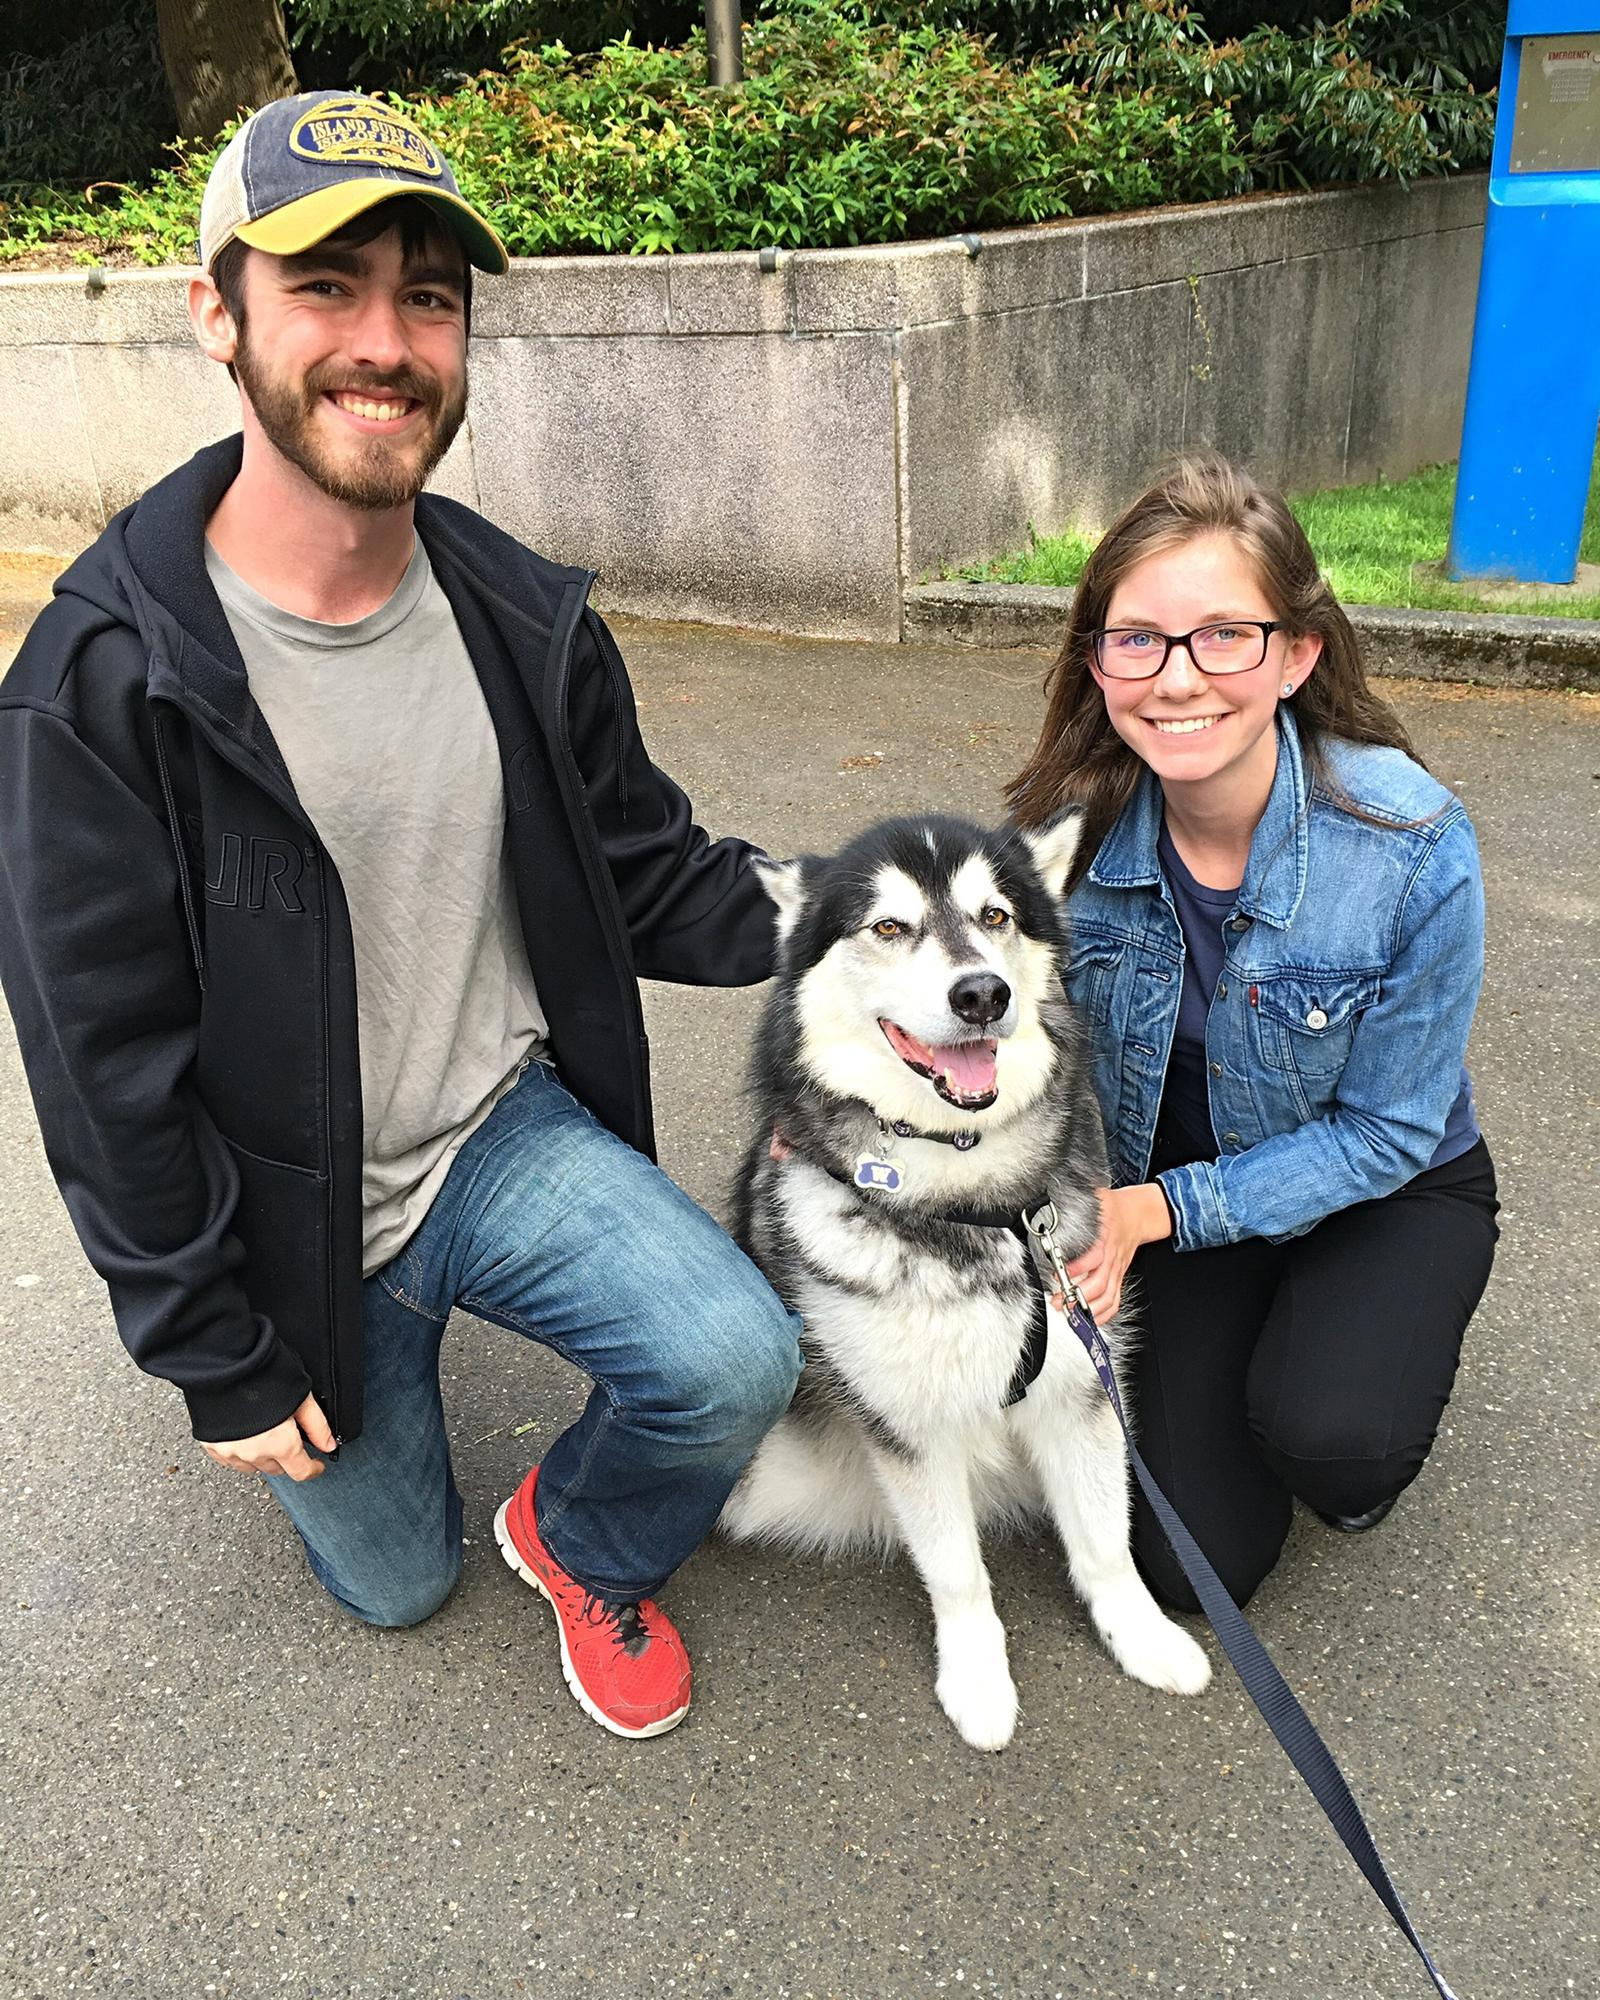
[0,175,1485,641]
[902,580,1600,694]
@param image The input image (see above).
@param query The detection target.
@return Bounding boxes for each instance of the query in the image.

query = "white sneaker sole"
[492,1499,690,1740]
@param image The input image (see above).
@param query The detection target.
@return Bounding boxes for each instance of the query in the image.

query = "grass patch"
[955,457,1600,620]
[970,524,1102,588]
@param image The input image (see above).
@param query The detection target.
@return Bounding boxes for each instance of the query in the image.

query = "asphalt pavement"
[2,594,1596,1999]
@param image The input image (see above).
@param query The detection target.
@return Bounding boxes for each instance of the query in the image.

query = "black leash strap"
[1024,1207,1462,1999]
[999,1216,1049,1405]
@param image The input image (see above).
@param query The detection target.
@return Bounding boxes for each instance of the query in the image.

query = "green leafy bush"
[0,0,173,197]
[1056,0,1495,191]
[420,0,1249,254]
[902,0,1506,94]
[1326,0,1505,94]
[1,0,1496,266]
[0,144,219,268]
[285,1,698,80]
[289,0,588,60]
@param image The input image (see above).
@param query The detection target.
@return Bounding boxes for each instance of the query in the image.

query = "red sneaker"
[493,1466,691,1739]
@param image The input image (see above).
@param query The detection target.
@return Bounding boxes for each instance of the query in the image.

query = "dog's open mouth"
[879,1020,999,1111]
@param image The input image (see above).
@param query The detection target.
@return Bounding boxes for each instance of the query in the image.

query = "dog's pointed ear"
[1022,807,1084,901]
[752,855,808,942]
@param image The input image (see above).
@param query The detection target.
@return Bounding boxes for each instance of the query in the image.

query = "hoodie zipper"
[151,706,207,991]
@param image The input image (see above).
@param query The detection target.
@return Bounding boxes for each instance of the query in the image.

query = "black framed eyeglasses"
[1091,620,1286,680]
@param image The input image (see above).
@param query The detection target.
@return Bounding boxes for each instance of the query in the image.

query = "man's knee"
[671,1283,803,1446]
[303,1531,463,1630]
[330,1552,462,1630]
[739,1299,806,1433]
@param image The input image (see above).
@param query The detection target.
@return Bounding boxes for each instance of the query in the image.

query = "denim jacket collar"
[1086,707,1309,930]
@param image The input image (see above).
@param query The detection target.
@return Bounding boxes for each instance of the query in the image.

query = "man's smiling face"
[227,214,469,511]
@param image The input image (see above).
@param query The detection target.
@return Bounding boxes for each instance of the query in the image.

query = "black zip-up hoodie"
[0,437,775,1445]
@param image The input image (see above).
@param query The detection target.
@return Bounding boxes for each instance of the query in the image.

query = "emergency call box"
[1447,2,1600,585]
[1510,33,1600,172]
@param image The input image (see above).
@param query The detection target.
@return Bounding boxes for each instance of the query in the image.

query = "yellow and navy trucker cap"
[199,90,508,275]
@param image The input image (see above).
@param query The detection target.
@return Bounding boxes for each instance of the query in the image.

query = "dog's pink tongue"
[935,1041,998,1097]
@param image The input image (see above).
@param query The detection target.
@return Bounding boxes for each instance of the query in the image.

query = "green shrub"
[1322,0,1505,94]
[420,0,1250,254]
[0,0,173,197]
[903,0,1506,94]
[1,0,1496,266]
[1056,0,1495,190]
[0,143,219,268]
[285,1,699,81]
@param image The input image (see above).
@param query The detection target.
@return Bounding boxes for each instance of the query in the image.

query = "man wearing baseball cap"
[0,91,801,1740]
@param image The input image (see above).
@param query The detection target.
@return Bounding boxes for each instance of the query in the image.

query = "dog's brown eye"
[871,919,904,939]
[981,907,1011,930]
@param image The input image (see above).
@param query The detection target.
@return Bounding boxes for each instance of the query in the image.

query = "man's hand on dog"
[200,1394,337,1481]
[1066,1184,1173,1323]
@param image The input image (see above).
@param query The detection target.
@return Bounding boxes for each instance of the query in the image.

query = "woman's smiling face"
[1094,531,1322,810]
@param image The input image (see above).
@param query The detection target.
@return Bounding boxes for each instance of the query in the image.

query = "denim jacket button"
[1222,1131,1241,1149]
[1217,981,1228,999]
[1306,1006,1329,1030]
[1208,1060,1223,1077]
[1228,915,1249,932]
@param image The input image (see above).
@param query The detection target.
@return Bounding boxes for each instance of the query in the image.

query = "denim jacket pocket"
[1064,937,1124,1029]
[1252,972,1378,1091]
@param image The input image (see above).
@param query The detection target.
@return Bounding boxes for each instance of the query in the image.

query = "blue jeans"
[266,1062,802,1624]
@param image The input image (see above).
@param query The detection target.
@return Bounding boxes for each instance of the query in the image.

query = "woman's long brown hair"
[1005,453,1421,891]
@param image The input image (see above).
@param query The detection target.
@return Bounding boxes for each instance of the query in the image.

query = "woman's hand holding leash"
[1067,1184,1173,1322]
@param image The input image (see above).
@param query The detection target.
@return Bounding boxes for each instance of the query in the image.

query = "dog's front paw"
[1098,1593,1212,1697]
[935,1614,1019,1750]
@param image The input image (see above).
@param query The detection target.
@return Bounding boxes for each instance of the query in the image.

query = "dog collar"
[854,1118,977,1196]
[883,1117,980,1151]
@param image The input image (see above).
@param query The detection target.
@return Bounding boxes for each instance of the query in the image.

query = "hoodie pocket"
[222,1138,332,1390]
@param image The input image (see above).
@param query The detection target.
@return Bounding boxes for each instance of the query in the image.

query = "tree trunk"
[155,0,299,141]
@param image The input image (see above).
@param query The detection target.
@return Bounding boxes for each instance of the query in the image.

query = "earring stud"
[1281,680,1294,696]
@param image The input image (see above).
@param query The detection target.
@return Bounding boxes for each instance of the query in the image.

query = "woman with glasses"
[1006,453,1498,1613]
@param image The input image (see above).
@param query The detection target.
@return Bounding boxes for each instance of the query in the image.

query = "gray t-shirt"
[206,537,548,1275]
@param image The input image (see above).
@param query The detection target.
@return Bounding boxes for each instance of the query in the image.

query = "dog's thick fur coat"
[720,813,1209,1749]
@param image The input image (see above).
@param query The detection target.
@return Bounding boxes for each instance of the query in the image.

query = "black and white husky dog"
[720,811,1210,1750]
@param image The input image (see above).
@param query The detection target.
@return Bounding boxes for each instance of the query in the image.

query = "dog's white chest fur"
[781,1167,1037,1428]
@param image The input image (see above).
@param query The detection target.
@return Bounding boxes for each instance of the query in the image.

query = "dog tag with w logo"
[854,1152,907,1193]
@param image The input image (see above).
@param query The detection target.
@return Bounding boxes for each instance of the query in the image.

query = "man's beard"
[234,334,467,511]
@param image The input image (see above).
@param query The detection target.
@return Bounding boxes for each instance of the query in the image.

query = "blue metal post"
[1448,2,1600,583]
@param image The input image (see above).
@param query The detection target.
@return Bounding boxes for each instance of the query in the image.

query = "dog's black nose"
[949,972,1010,1027]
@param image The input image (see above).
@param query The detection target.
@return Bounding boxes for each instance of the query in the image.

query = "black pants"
[1127,1137,1499,1613]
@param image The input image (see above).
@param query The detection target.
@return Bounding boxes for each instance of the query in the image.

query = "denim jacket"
[1064,709,1484,1252]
